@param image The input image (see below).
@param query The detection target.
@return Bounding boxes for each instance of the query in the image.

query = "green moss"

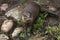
[34,12,48,30]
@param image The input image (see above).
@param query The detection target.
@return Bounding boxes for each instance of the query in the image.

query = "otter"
[21,2,40,24]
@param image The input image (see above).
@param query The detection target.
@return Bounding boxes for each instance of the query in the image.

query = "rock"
[48,6,57,11]
[0,3,8,11]
[1,19,14,33]
[11,27,23,38]
[0,34,9,40]
[5,6,22,20]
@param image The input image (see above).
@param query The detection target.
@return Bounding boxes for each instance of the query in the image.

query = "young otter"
[19,2,40,40]
[21,2,40,24]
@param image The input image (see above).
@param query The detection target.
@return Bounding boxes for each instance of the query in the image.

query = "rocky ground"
[0,0,60,40]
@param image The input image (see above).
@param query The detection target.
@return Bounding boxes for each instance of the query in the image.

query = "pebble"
[1,19,14,33]
[11,27,23,38]
[0,34,9,40]
[0,3,8,11]
[48,6,57,11]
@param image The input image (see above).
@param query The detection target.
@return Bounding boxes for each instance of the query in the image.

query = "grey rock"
[5,6,22,20]
[11,27,23,38]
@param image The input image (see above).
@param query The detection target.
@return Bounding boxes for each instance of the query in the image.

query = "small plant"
[34,12,48,30]
[45,24,60,40]
[45,26,58,35]
[17,15,22,26]
[57,36,60,40]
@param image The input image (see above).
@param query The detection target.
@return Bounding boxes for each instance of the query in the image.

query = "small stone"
[11,27,23,38]
[0,34,9,40]
[1,19,14,33]
[0,3,8,11]
[48,6,57,11]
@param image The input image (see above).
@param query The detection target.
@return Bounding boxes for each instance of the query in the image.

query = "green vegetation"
[34,12,48,30]
[45,24,60,40]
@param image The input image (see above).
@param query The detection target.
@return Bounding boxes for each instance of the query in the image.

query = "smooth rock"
[0,34,9,40]
[5,6,22,20]
[0,3,8,11]
[1,19,14,32]
[11,27,23,38]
